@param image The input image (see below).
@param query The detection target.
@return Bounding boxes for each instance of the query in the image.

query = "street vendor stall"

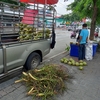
[70,42,98,60]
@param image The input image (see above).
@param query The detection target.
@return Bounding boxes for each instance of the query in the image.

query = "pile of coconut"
[60,58,87,70]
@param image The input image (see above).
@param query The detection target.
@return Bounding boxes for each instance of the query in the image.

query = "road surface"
[43,29,76,61]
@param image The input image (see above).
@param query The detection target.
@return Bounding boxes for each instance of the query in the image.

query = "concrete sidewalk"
[0,52,100,100]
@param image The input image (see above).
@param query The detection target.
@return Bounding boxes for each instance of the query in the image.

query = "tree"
[0,0,25,7]
[61,13,80,23]
[67,0,100,40]
[0,0,18,5]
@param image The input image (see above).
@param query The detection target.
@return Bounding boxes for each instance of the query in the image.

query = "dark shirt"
[77,29,81,41]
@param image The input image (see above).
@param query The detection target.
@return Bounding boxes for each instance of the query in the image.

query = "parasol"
[20,0,58,5]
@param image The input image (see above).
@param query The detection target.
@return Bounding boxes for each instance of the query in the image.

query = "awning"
[20,0,58,5]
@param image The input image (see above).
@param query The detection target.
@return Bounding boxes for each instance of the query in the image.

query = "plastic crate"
[70,43,98,57]
[93,44,98,56]
[70,44,79,57]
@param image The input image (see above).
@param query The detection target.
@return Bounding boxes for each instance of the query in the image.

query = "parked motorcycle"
[70,31,76,38]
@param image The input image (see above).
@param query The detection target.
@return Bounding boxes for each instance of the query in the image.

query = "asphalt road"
[43,29,76,61]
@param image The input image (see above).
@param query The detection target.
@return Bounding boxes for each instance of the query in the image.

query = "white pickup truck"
[0,1,56,78]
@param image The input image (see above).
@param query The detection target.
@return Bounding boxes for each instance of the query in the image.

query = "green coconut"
[83,62,87,66]
[79,66,84,70]
[64,60,68,64]
[60,59,64,63]
[68,61,72,65]
[69,58,74,62]
[63,57,67,61]
[79,60,83,63]
[75,62,79,66]
[72,61,75,66]
[79,63,84,66]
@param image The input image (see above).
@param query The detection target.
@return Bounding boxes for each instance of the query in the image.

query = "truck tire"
[24,52,41,70]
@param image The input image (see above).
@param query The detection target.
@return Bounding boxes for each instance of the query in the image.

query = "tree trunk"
[90,4,98,40]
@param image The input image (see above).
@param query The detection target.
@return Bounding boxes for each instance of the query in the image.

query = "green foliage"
[67,0,100,24]
[61,13,80,22]
[0,0,18,5]
[15,64,72,100]
[70,0,93,19]
[0,0,26,7]
[86,21,91,28]
[67,0,100,40]
[65,45,70,52]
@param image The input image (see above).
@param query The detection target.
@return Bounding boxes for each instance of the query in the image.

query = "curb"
[43,51,69,63]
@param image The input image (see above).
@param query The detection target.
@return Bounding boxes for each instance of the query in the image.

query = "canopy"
[20,0,58,5]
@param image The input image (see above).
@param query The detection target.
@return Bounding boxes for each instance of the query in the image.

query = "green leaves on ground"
[15,64,73,100]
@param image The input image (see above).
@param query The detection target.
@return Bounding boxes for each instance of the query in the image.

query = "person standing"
[78,23,89,60]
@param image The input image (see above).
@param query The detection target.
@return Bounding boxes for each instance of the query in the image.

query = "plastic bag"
[85,43,93,60]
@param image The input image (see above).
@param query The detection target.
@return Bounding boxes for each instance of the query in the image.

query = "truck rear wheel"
[24,52,41,70]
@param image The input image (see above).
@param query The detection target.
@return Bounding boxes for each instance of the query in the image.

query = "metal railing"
[0,1,56,44]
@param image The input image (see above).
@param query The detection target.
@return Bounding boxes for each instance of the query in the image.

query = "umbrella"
[20,0,58,5]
